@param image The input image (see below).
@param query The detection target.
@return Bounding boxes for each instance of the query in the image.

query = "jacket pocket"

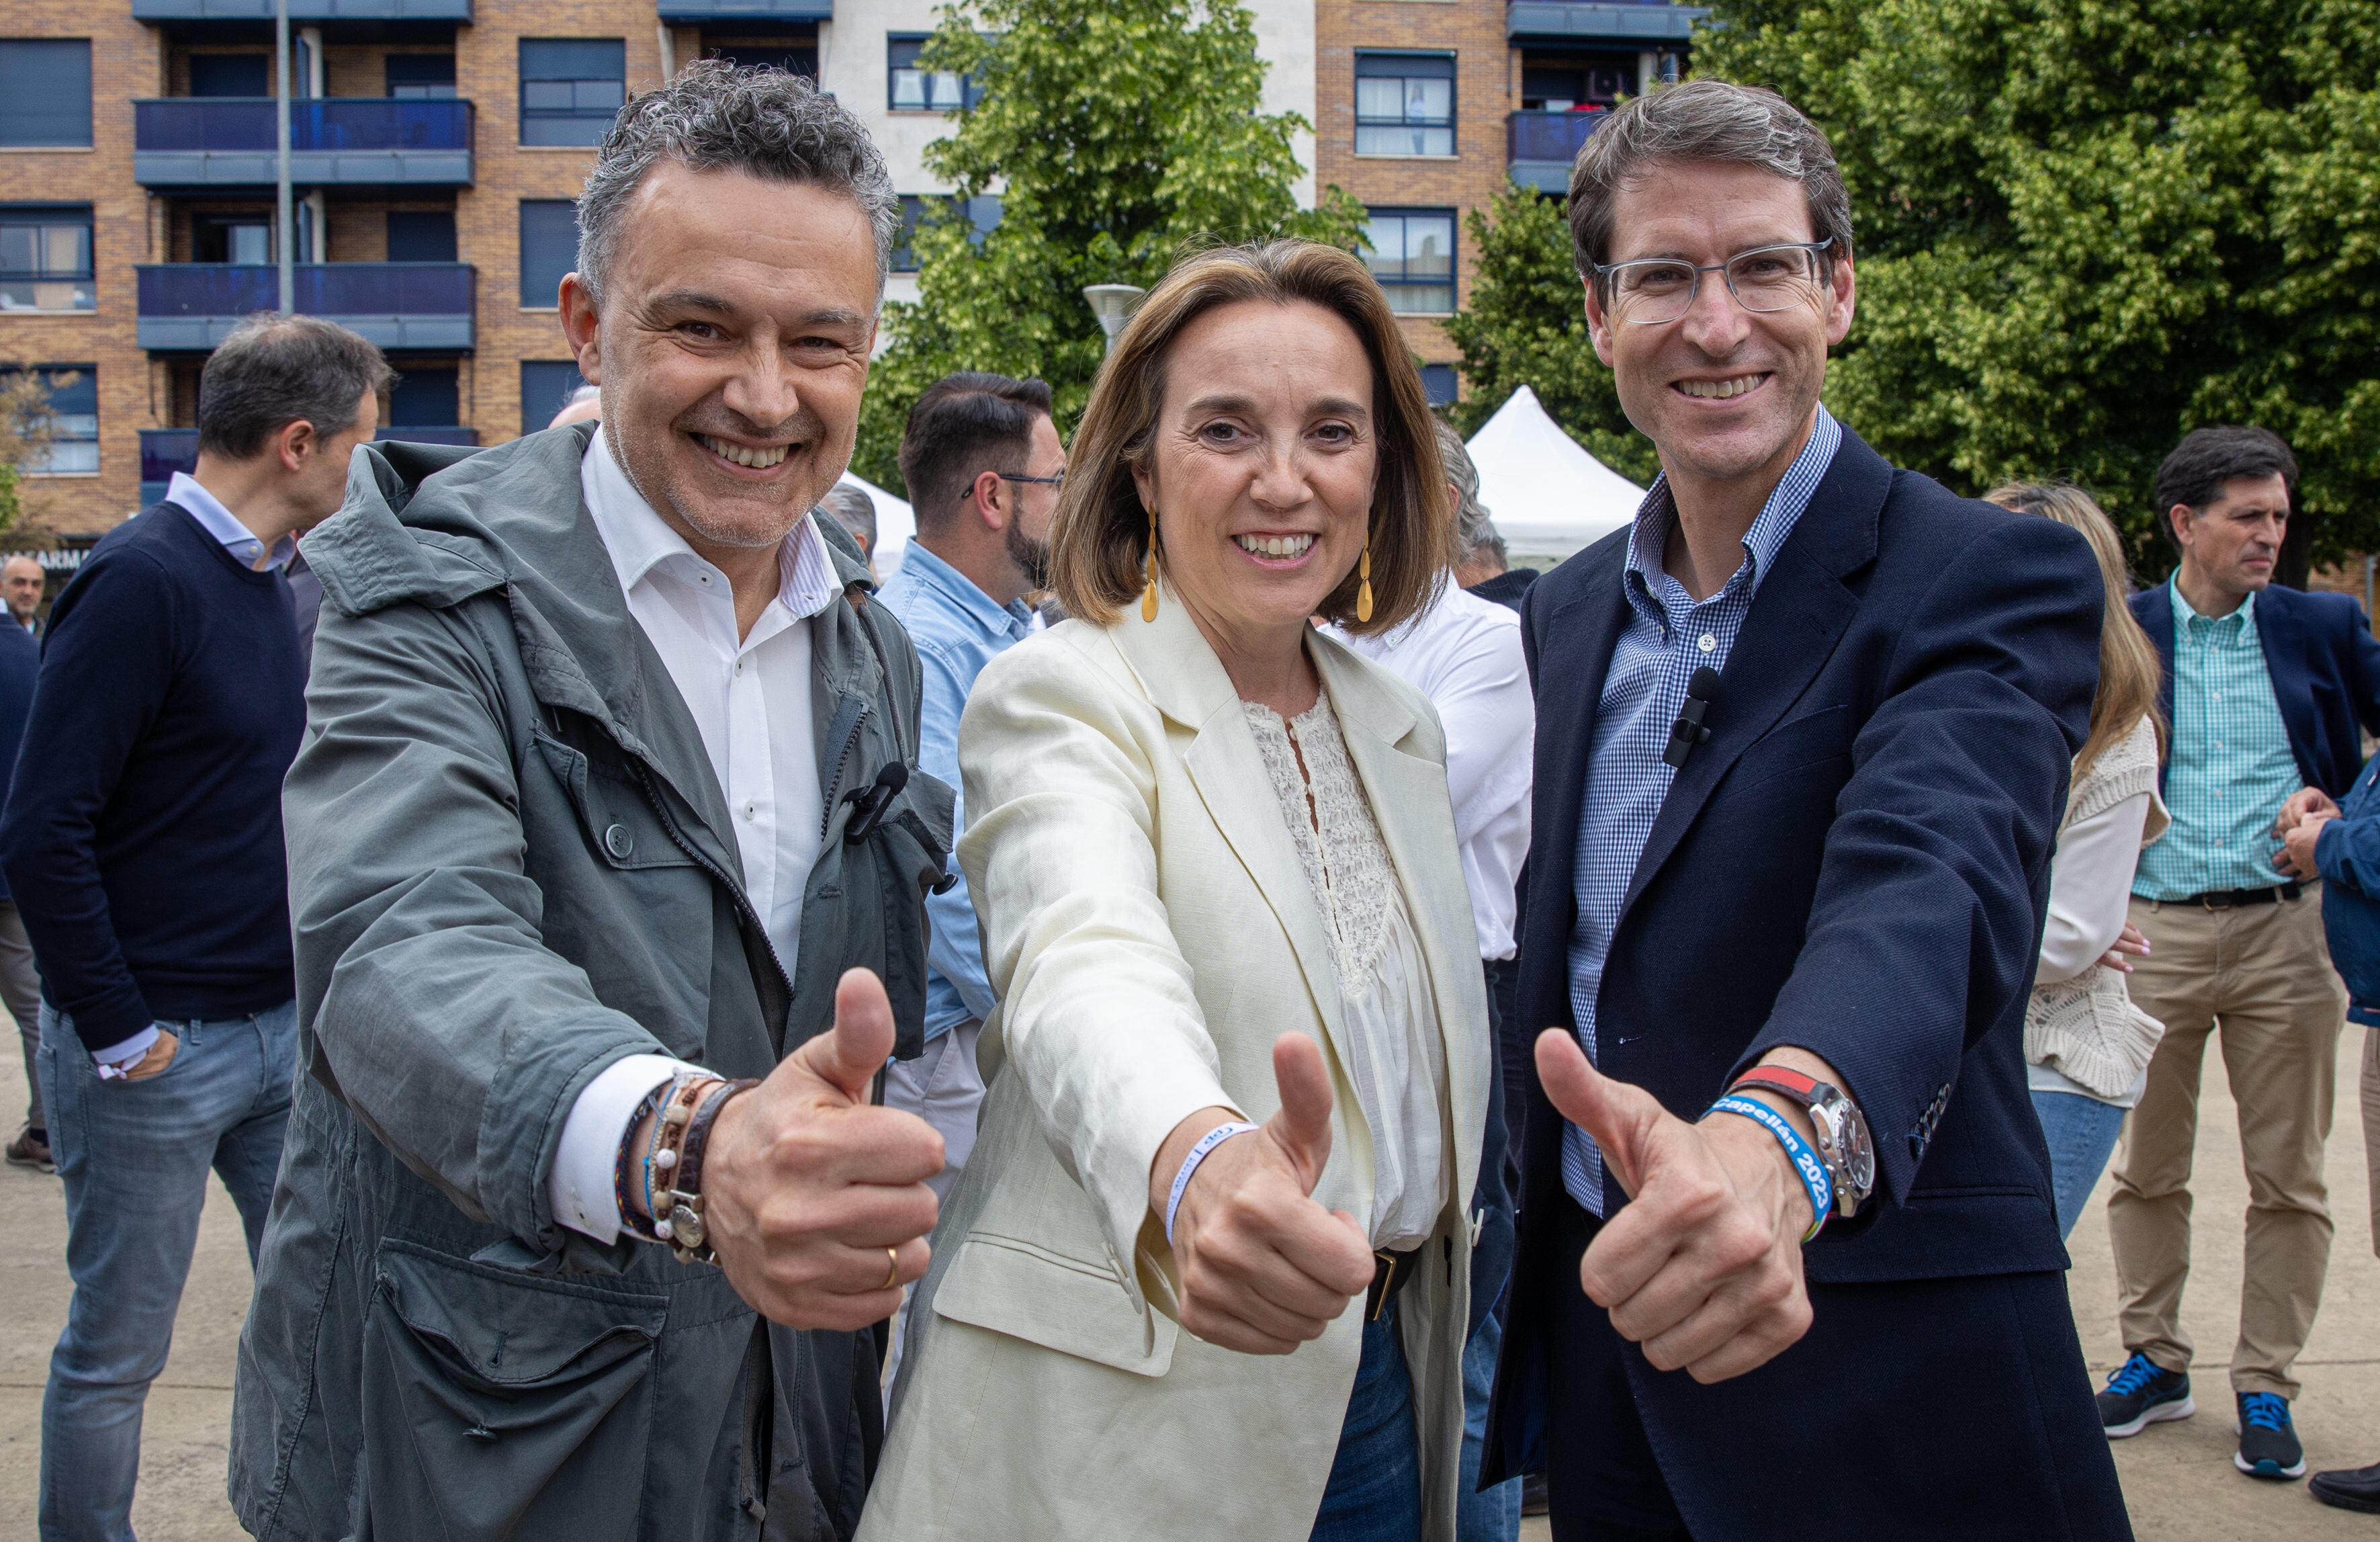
[1731,704,1853,792]
[930,1232,1178,1378]
[357,1241,668,1541]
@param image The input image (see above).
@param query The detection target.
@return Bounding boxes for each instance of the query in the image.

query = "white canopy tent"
[1464,385,1644,564]
[838,471,916,581]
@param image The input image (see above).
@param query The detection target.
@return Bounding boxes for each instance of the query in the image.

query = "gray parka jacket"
[229,424,955,1541]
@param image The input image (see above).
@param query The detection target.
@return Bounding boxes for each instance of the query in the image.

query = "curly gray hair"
[576,60,900,306]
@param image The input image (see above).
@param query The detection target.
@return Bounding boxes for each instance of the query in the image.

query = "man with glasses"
[1482,81,2130,1538]
[879,372,1064,1205]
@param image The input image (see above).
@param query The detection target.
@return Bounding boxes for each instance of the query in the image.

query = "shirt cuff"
[91,1025,159,1073]
[549,1053,697,1244]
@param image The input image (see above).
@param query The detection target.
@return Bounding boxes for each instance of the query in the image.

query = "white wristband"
[1163,1121,1260,1247]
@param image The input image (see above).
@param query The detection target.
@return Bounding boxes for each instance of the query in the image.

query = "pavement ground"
[1,1019,2374,1539]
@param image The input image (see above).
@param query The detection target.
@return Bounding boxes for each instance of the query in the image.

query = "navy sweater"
[0,501,306,1053]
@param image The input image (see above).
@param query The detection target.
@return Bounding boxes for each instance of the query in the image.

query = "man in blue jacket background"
[0,613,44,1171]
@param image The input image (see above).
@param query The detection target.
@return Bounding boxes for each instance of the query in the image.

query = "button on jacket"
[227,424,955,1542]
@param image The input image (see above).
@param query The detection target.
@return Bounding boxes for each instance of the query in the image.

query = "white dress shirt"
[89,474,298,1076]
[1333,581,1534,961]
[549,429,844,1242]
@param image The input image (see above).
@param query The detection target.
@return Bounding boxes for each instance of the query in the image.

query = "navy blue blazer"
[2130,579,2380,802]
[1485,428,2107,1513]
[0,621,36,906]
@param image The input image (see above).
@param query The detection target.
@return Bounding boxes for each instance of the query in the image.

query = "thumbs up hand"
[1536,1029,1817,1384]
[1151,1033,1378,1355]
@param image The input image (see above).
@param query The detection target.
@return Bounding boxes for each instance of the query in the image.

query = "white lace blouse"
[1242,694,1450,1250]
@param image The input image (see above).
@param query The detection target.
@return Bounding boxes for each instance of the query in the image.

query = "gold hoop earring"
[1356,529,1374,624]
[1141,508,1161,622]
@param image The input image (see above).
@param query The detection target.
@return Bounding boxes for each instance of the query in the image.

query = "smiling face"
[1584,159,1853,492]
[560,163,880,560]
[1131,298,1378,656]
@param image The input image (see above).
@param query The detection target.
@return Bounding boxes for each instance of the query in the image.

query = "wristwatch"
[1728,1066,1876,1219]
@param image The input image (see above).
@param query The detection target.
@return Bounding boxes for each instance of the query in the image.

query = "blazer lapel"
[1526,543,1631,955]
[1112,592,1356,1071]
[2254,588,2322,785]
[1618,430,1886,919]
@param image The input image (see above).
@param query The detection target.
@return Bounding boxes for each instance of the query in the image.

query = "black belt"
[1365,1244,1423,1322]
[2178,882,2303,908]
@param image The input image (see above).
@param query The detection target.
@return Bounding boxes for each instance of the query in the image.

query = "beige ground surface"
[0,1023,2373,1539]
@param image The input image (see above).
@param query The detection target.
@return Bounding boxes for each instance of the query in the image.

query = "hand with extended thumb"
[1150,1033,1377,1355]
[1534,1029,1817,1384]
[697,968,946,1330]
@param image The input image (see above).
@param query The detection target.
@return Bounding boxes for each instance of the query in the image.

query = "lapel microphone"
[1662,667,1723,769]
[841,761,908,845]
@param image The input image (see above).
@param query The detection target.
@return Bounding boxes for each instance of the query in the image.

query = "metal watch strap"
[1727,1066,1875,1218]
[661,1076,760,1265]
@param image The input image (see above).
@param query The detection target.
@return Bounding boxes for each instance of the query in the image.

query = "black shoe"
[2312,1460,2380,1514]
[4,1124,51,1174]
[2235,1392,2305,1480]
[2097,1351,2193,1437]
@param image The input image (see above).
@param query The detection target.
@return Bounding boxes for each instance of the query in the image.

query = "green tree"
[0,368,60,540]
[1695,0,2380,573]
[1441,182,1659,485]
[851,0,1366,492]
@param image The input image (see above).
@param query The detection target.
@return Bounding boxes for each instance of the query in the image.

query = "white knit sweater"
[2025,714,2168,1101]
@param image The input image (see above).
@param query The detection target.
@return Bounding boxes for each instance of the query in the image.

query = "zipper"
[629,759,795,1001]
[818,697,871,839]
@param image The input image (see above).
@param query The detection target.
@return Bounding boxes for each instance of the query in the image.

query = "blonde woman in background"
[1986,482,2169,1238]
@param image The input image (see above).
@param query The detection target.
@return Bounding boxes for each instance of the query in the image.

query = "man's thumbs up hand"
[1534,1029,1818,1385]
[1153,1034,1376,1357]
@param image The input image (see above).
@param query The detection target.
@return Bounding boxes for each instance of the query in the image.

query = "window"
[389,363,460,429]
[519,200,579,308]
[1363,209,1455,315]
[1519,56,1634,112]
[4,366,98,475]
[386,210,457,263]
[1355,52,1454,157]
[891,194,1003,271]
[887,36,977,113]
[189,53,271,98]
[1419,363,1458,406]
[521,360,589,432]
[519,39,625,148]
[193,214,273,265]
[386,53,457,99]
[0,40,93,148]
[0,206,95,312]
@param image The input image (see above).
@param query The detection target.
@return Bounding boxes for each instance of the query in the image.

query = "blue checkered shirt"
[1563,408,1843,1215]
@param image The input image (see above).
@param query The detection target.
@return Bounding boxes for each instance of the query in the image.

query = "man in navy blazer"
[1481,83,2131,1539]
[2097,427,2379,1482]
[0,617,44,1170]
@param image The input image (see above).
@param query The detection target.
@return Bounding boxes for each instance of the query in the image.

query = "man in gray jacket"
[230,65,957,1541]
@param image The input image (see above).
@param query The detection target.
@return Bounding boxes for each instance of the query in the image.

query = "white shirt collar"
[165,470,295,570]
[580,427,842,624]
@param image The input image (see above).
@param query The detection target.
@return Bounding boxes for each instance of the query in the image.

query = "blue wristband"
[1164,1121,1260,1247]
[1706,1095,1831,1242]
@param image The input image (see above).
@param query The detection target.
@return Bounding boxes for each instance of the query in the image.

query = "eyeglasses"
[994,470,1065,492]
[1593,241,1836,326]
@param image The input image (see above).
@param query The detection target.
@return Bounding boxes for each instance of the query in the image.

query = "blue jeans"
[1312,1305,1422,1542]
[2030,1087,2128,1241]
[38,1000,294,1542]
[1459,1305,1523,1541]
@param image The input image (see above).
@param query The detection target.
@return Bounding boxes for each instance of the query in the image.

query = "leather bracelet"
[1705,1095,1832,1242]
[659,1076,761,1265]
[629,1074,715,1247]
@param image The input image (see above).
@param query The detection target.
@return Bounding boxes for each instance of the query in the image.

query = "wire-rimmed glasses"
[996,470,1065,491]
[1593,241,1837,326]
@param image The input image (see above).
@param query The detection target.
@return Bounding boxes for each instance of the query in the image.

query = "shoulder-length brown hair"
[1983,481,2168,777]
[1048,240,1456,636]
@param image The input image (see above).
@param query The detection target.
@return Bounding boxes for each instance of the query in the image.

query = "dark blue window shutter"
[0,41,93,148]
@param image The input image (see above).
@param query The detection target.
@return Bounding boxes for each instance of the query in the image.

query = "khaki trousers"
[2110,887,2344,1398]
[2363,1024,2380,1257]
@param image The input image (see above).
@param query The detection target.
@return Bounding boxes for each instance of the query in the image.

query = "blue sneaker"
[2097,1351,2194,1437]
[2236,1392,2306,1480]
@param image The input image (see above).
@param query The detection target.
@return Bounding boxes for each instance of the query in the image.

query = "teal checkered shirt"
[2131,583,2301,900]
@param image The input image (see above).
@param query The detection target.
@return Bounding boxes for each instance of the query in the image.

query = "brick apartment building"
[0,0,1697,542]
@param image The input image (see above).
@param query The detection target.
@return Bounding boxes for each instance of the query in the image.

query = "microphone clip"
[1661,666,1722,769]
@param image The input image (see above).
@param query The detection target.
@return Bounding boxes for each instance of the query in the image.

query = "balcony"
[654,0,832,19]
[1509,110,1606,192]
[136,263,475,351]
[134,99,473,187]
[140,423,478,505]
[132,0,471,19]
[1507,2,1707,42]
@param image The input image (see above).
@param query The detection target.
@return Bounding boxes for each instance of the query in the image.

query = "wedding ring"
[881,1246,900,1291]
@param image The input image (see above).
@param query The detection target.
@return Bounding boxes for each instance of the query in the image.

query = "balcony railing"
[656,0,832,16]
[1508,110,1607,191]
[140,424,479,505]
[1507,2,1706,42]
[134,99,473,187]
[132,0,472,20]
[136,263,476,351]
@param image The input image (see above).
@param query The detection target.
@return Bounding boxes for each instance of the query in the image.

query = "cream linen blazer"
[858,589,1490,1542]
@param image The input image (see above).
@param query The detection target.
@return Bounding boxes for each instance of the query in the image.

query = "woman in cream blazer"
[861,243,1489,1541]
